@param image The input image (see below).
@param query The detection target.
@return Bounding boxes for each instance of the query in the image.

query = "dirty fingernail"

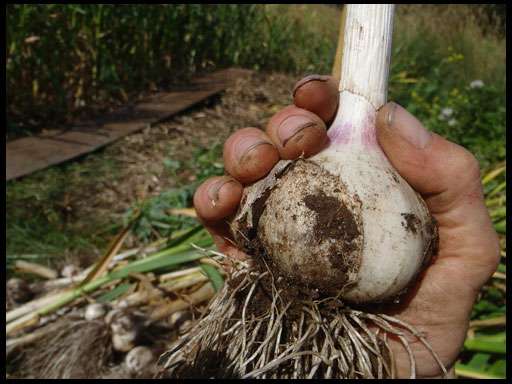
[207,177,236,204]
[236,139,275,165]
[278,115,320,147]
[386,102,432,149]
[292,74,330,96]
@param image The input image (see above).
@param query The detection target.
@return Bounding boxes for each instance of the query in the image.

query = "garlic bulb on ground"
[7,278,33,304]
[60,264,80,278]
[84,303,107,321]
[108,310,139,352]
[125,346,155,374]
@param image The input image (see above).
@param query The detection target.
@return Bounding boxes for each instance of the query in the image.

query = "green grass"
[126,142,224,243]
[392,5,505,89]
[6,149,123,271]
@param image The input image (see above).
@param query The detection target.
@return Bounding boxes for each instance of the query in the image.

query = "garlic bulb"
[84,303,107,321]
[232,5,437,304]
[125,346,155,374]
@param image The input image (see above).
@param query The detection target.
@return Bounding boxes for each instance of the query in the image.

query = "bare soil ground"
[74,72,295,223]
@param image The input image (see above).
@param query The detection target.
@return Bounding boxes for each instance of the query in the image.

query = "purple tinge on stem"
[328,120,377,148]
[361,121,377,147]
[328,122,352,145]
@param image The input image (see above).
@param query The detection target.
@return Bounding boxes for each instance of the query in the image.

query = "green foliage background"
[6,4,337,137]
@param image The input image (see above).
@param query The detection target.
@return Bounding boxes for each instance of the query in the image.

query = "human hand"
[193,74,500,378]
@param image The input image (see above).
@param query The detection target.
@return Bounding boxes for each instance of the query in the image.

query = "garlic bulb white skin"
[84,303,107,321]
[108,310,139,352]
[232,5,437,304]
[105,308,122,325]
[7,278,33,303]
[113,332,137,353]
[60,264,79,278]
[125,346,155,374]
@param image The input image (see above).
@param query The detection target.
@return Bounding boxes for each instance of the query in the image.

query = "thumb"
[376,102,482,215]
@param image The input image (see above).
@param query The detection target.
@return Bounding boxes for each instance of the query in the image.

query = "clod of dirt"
[401,213,421,234]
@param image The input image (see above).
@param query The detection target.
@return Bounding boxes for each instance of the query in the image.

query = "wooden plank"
[6,68,252,181]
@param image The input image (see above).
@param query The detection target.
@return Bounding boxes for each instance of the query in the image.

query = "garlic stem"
[339,4,394,109]
[330,4,394,146]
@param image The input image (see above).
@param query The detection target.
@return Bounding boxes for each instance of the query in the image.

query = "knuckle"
[477,230,501,280]
[458,148,481,181]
